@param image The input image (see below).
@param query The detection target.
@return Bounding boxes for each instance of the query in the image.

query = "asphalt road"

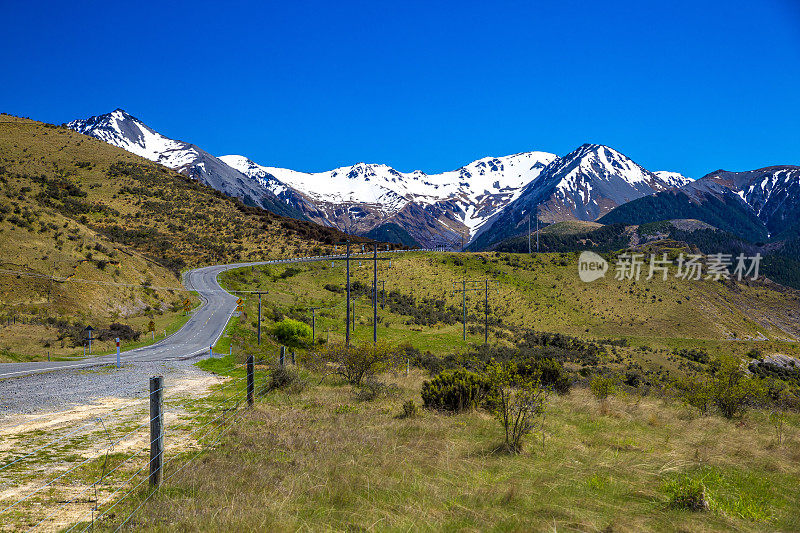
[0,250,413,380]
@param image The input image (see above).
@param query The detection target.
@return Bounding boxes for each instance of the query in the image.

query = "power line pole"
[373,243,378,344]
[308,305,333,344]
[346,240,351,345]
[536,206,540,253]
[452,280,498,343]
[243,292,267,344]
[528,215,531,254]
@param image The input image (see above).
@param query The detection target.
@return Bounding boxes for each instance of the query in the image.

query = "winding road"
[0,251,409,380]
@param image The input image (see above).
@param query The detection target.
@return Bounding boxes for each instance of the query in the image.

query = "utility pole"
[238,292,267,344]
[378,280,386,309]
[373,243,378,344]
[337,239,390,344]
[528,215,531,254]
[536,206,540,253]
[452,279,499,344]
[346,240,351,344]
[308,305,332,343]
[369,244,392,343]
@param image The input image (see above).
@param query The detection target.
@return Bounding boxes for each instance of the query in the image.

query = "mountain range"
[67,110,691,249]
[599,166,800,243]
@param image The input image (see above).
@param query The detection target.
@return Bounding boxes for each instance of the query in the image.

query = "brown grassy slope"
[0,114,363,359]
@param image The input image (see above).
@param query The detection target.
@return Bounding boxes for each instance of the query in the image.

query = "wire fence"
[0,356,266,532]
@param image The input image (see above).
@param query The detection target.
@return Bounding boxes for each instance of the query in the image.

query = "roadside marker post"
[279,346,286,366]
[209,345,213,359]
[115,337,121,369]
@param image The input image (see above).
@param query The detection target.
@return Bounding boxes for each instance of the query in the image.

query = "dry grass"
[102,370,800,532]
[0,114,357,359]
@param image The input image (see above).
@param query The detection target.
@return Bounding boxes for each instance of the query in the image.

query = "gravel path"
[0,357,213,419]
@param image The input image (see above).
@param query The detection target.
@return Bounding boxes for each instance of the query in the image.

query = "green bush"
[589,374,617,400]
[271,318,312,347]
[421,369,493,412]
[677,355,764,418]
[516,357,571,394]
[710,355,763,419]
[399,399,420,418]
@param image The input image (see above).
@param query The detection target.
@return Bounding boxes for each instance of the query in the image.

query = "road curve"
[0,250,415,379]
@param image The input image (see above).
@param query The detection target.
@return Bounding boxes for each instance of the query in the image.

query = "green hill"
[0,114,365,360]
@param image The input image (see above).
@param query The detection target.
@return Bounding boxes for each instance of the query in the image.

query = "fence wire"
[1,369,255,532]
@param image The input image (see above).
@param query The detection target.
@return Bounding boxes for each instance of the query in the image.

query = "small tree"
[272,318,312,348]
[317,341,397,386]
[485,360,547,454]
[675,374,714,414]
[589,374,617,401]
[709,355,763,419]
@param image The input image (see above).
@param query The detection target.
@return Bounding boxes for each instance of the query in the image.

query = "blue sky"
[2,0,799,178]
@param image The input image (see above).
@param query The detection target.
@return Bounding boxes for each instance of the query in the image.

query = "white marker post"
[115,337,121,369]
[209,345,213,359]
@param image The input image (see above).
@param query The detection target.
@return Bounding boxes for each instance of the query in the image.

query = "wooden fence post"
[247,355,254,407]
[149,376,164,487]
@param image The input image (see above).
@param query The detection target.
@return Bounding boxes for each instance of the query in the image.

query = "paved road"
[0,250,414,379]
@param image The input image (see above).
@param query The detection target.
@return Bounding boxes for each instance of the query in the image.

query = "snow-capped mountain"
[597,165,800,244]
[68,110,691,250]
[67,110,308,219]
[470,144,690,249]
[696,166,800,235]
[654,171,693,189]
[220,151,557,247]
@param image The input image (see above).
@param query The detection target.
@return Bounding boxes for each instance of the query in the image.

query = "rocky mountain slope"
[599,166,800,242]
[469,144,691,249]
[67,110,309,220]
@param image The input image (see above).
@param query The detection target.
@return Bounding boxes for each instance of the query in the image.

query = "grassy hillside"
[218,251,800,379]
[0,114,366,360]
[95,251,800,531]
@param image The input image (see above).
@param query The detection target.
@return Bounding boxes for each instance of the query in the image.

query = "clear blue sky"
[2,0,799,178]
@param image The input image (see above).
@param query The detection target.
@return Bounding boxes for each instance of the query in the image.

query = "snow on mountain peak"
[68,109,196,169]
[654,171,693,188]
[220,151,558,233]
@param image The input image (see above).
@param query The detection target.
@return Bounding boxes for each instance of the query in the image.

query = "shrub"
[674,348,710,364]
[678,355,764,418]
[710,355,763,419]
[317,341,398,386]
[675,375,714,414]
[354,379,398,402]
[485,360,547,453]
[271,318,312,348]
[421,369,492,412]
[260,365,305,395]
[516,356,571,394]
[590,374,618,400]
[399,399,420,418]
